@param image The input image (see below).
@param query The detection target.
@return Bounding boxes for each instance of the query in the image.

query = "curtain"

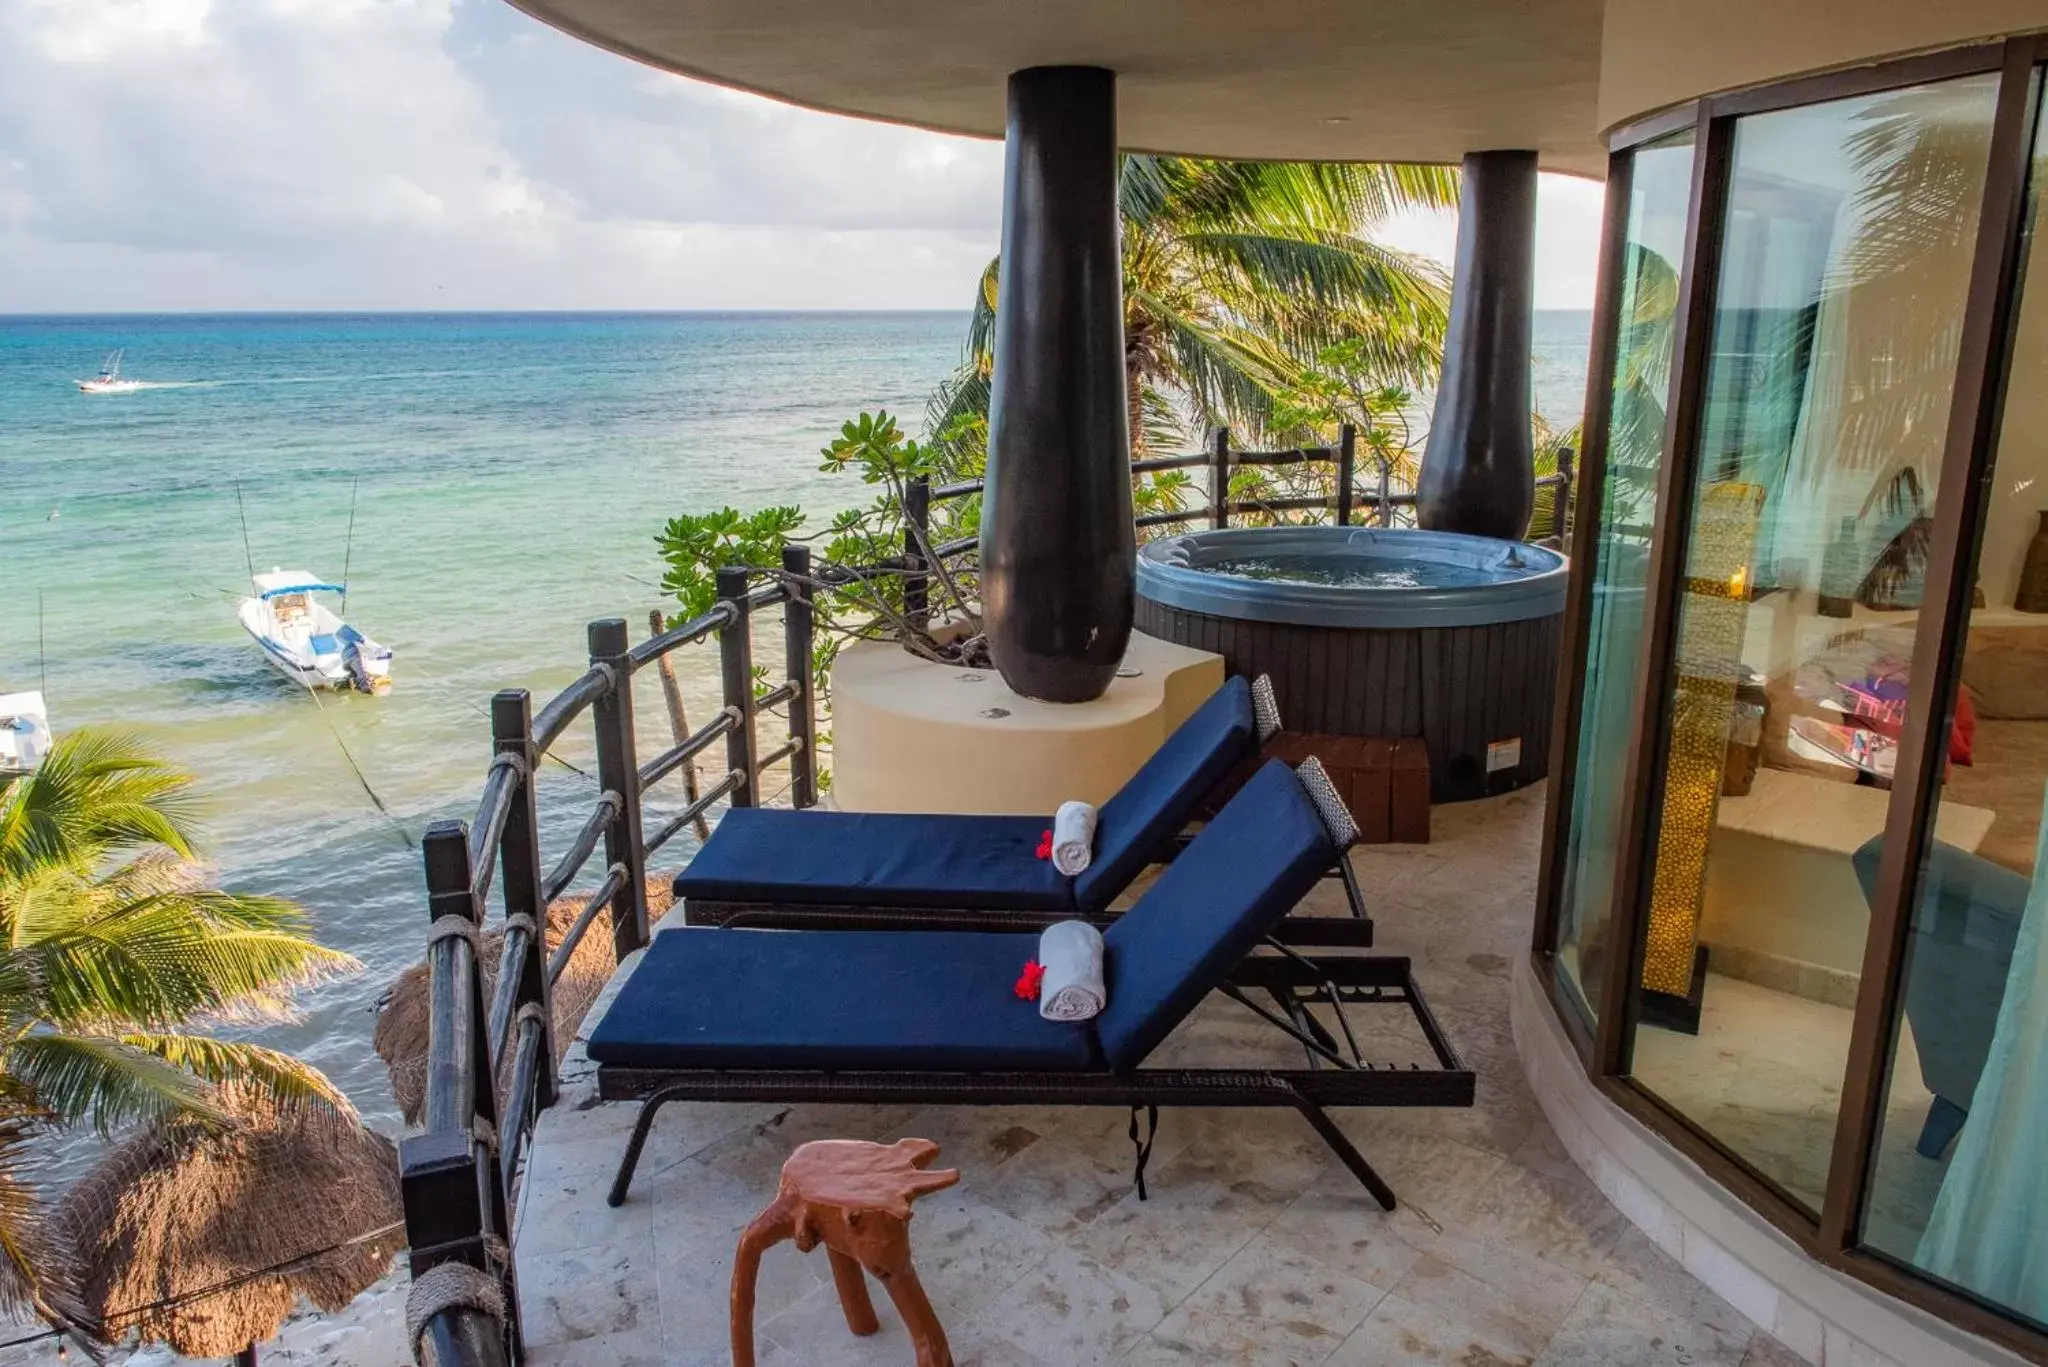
[1916,780,2048,1320]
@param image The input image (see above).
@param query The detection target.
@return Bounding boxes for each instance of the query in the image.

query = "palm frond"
[965,257,1001,364]
[0,730,198,886]
[5,1033,224,1135]
[122,1034,353,1120]
[1148,302,1288,435]
[10,872,357,1032]
[1179,228,1440,313]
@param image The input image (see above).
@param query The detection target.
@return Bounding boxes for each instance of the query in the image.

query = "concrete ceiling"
[504,0,1610,177]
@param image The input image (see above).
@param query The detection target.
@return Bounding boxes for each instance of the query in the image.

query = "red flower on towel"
[1035,829,1053,860]
[1014,960,1045,1001]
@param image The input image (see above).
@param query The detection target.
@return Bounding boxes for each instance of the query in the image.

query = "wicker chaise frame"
[597,950,1472,1212]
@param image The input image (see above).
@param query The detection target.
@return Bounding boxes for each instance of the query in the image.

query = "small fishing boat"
[0,691,52,775]
[236,571,393,693]
[76,350,145,395]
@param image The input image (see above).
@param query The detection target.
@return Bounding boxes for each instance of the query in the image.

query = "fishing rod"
[37,589,46,696]
[233,480,257,580]
[339,476,360,614]
[306,686,412,850]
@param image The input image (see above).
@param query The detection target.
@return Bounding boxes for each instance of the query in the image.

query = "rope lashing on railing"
[406,1259,508,1364]
[427,915,483,955]
[470,1114,497,1153]
[500,911,536,940]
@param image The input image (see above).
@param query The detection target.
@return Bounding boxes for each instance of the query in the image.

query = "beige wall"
[1600,0,2045,131]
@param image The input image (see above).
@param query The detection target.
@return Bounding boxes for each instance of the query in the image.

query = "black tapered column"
[981,66,1132,703]
[1419,149,1538,541]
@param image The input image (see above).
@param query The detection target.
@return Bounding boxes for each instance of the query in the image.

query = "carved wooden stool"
[730,1137,960,1367]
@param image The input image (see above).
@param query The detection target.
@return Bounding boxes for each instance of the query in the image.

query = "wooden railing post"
[1209,428,1232,530]
[781,544,819,810]
[1379,443,1395,528]
[587,619,649,961]
[1336,423,1357,527]
[717,567,760,809]
[903,474,930,630]
[401,820,521,1362]
[1556,446,1576,541]
[491,688,557,1110]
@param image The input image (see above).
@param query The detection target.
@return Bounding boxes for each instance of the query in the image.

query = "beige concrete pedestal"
[828,632,1226,815]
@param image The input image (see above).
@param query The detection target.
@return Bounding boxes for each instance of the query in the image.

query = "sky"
[0,0,1607,314]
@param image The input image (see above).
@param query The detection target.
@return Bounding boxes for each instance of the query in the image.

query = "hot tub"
[1134,526,1567,801]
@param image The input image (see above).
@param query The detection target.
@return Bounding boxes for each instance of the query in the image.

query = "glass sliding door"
[1552,132,1695,1023]
[1626,73,2002,1212]
[1859,78,2048,1330]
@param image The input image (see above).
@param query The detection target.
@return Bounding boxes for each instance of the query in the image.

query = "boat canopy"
[258,582,346,600]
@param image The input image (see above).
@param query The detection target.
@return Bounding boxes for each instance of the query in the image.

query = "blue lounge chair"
[593,759,1471,1209]
[1852,834,2030,1159]
[675,675,1371,945]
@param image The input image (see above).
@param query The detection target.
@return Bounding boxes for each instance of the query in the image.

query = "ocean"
[0,309,1591,1130]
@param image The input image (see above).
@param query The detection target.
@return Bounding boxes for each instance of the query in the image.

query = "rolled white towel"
[1051,800,1098,877]
[1038,920,1106,1022]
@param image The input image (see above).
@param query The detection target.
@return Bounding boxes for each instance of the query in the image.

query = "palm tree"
[932,156,1458,455]
[0,729,356,1320]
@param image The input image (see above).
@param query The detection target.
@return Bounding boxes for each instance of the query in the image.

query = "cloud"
[0,0,1005,310]
[1379,175,1607,313]
[0,0,1603,312]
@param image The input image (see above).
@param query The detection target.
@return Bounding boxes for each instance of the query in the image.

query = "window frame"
[1531,31,2048,1359]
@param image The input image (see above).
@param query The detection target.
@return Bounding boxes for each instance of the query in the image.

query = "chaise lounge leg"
[1289,1095,1396,1211]
[1917,1095,1968,1160]
[608,1091,676,1207]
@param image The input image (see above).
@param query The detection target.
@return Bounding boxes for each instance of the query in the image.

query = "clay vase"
[2017,510,2048,614]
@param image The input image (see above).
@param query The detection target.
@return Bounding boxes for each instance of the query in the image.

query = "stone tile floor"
[516,783,1803,1366]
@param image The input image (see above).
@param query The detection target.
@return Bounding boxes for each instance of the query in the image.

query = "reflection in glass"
[1554,133,1694,1022]
[1627,75,2000,1213]
[1860,84,2048,1331]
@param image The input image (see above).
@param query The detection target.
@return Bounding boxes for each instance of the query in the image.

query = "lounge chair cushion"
[1072,675,1257,909]
[675,808,1069,911]
[588,928,1102,1071]
[673,675,1255,914]
[1095,760,1337,1071]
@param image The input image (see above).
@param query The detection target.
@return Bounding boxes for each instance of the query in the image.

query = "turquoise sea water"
[0,310,1590,1130]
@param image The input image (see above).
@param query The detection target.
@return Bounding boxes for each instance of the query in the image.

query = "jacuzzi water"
[1206,553,1500,591]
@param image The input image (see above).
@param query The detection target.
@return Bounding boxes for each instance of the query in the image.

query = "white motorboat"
[0,691,52,776]
[237,570,393,693]
[76,349,145,395]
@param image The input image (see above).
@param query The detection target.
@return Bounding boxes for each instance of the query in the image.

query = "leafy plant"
[0,730,356,1320]
[657,412,992,690]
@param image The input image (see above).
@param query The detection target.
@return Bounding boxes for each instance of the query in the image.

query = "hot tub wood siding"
[1135,599,1561,801]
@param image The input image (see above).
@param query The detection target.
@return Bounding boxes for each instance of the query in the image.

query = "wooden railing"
[394,435,1574,1364]
[900,425,1576,611]
[397,547,819,1367]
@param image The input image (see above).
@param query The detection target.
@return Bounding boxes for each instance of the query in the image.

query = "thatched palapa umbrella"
[54,1096,403,1364]
[375,884,672,1124]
